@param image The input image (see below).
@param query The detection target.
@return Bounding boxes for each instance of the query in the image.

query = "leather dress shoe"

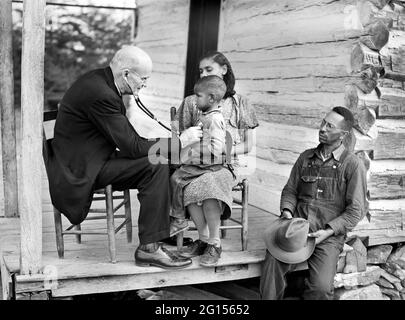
[135,245,192,269]
[159,235,193,247]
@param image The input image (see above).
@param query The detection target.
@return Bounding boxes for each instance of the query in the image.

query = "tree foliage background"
[12,7,132,110]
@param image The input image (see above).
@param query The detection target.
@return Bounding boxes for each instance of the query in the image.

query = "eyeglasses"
[129,70,148,86]
[320,119,347,133]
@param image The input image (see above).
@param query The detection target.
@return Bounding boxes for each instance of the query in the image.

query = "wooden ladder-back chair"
[170,107,249,251]
[42,109,132,263]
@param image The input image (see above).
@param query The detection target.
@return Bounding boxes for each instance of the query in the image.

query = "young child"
[170,75,233,266]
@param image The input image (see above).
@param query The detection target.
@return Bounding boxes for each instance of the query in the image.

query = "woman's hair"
[199,51,236,99]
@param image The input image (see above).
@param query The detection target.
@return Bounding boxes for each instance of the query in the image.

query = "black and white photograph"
[1,0,405,308]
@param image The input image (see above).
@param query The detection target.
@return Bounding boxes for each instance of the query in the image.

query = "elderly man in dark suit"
[47,46,201,269]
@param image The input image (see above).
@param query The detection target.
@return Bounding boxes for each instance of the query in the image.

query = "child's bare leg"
[202,199,222,247]
[178,203,209,258]
[188,203,209,242]
[200,199,223,266]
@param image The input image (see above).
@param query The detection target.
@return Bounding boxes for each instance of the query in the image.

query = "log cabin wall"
[132,0,405,245]
[218,0,405,233]
[128,0,190,138]
[218,0,367,213]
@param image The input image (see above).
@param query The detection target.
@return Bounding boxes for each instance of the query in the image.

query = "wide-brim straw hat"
[263,217,316,264]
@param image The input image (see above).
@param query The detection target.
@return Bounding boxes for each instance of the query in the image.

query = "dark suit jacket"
[46,67,172,225]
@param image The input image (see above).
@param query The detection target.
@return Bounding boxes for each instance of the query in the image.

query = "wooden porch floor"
[0,173,278,299]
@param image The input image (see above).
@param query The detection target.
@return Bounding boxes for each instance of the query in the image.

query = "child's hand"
[179,126,203,148]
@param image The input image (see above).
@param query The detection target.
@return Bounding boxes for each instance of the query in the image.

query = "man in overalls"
[260,106,368,300]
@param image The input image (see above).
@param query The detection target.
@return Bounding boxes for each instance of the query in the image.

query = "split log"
[355,209,403,231]
[351,43,383,73]
[378,77,404,89]
[255,122,318,165]
[344,85,377,135]
[380,69,405,81]
[368,160,405,199]
[349,198,405,245]
[367,244,393,264]
[360,20,390,50]
[390,46,405,74]
[356,67,379,94]
[374,119,405,159]
[357,0,396,28]
[376,87,405,117]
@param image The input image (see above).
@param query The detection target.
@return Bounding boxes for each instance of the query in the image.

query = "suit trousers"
[259,238,342,300]
[95,152,170,245]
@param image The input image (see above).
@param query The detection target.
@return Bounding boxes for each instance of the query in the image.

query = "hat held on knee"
[263,218,316,264]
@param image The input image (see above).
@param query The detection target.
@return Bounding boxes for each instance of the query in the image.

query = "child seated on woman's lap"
[170,75,231,266]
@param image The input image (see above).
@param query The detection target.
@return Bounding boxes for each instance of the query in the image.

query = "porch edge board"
[50,262,261,298]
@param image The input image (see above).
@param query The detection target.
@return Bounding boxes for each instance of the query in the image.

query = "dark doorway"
[184,0,221,97]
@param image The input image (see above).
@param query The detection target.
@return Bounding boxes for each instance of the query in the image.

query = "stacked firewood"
[333,238,405,300]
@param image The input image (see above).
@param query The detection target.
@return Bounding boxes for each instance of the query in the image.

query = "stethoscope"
[124,77,172,133]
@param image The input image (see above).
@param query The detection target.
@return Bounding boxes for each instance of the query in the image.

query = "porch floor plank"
[0,175,277,298]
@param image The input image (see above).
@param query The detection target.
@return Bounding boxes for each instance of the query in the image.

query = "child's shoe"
[179,239,208,258]
[199,244,222,267]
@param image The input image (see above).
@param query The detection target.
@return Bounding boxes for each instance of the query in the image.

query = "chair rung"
[92,196,125,201]
[88,200,127,214]
[115,218,130,233]
[232,204,243,210]
[63,230,108,235]
[85,214,126,221]
[233,199,242,205]
[88,208,107,213]
[219,225,242,230]
[229,217,246,224]
[112,200,126,213]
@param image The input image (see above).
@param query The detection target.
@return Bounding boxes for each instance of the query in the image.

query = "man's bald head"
[110,46,152,77]
[110,46,152,96]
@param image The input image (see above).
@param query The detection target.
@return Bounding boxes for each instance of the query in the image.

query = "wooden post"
[0,0,18,217]
[19,0,46,275]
